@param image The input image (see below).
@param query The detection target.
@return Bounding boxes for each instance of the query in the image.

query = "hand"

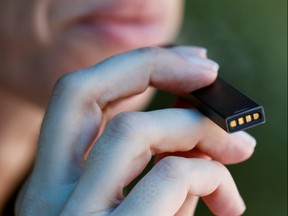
[16,46,256,216]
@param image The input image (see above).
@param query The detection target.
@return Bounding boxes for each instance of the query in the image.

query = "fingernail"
[184,56,220,72]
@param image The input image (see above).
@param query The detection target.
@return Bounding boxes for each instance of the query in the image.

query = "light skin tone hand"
[16,46,256,216]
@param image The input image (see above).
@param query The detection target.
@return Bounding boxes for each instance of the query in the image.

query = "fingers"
[35,46,218,182]
[112,157,245,216]
[16,45,254,216]
[62,109,255,213]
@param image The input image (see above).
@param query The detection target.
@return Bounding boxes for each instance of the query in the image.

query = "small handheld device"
[182,77,266,133]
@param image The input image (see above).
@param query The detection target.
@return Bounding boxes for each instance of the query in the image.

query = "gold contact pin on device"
[246,115,252,122]
[238,117,245,125]
[230,120,237,128]
[253,113,260,120]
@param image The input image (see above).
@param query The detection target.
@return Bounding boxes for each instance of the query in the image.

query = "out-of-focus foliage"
[148,0,287,215]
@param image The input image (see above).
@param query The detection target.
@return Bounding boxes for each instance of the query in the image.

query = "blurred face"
[0,0,184,106]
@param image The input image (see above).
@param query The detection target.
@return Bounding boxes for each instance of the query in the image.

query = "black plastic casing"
[182,77,266,133]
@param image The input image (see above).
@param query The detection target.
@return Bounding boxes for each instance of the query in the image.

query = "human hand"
[16,46,256,216]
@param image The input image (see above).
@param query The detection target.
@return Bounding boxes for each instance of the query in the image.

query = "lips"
[58,1,167,48]
[77,15,161,45]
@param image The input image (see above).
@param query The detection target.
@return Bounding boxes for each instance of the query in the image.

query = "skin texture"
[0,0,256,215]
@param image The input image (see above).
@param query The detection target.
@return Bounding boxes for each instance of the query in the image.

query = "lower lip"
[73,17,164,48]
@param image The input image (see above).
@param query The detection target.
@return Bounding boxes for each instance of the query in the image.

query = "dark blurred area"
[148,0,287,215]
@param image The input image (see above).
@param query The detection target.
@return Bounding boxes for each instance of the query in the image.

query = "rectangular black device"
[181,77,266,133]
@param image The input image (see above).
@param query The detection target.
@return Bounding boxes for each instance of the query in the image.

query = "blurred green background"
[148,0,287,215]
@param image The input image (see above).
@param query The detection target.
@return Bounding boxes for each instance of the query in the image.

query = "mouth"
[63,2,167,48]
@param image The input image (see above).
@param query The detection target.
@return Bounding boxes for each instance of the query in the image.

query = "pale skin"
[0,0,256,215]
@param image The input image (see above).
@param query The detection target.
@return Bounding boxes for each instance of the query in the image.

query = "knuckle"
[52,71,85,98]
[211,160,230,176]
[52,74,73,96]
[107,112,145,139]
[155,156,187,182]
